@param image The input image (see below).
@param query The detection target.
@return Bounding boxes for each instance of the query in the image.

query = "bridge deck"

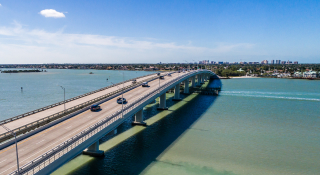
[0,73,157,136]
[0,71,192,175]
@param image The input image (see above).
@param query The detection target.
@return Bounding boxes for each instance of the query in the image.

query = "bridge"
[0,70,216,175]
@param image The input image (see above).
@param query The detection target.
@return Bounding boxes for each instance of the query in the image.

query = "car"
[142,82,148,87]
[168,73,172,76]
[157,73,161,76]
[159,75,164,79]
[90,104,101,111]
[117,97,127,104]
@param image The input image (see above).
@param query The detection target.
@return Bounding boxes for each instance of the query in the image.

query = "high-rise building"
[261,60,268,64]
[281,61,286,64]
[276,60,281,64]
[294,61,298,64]
[270,60,274,64]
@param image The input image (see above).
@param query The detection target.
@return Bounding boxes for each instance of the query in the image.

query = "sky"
[0,0,320,64]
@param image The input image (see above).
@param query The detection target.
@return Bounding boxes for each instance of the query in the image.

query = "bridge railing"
[9,70,213,175]
[0,72,158,126]
[0,73,162,143]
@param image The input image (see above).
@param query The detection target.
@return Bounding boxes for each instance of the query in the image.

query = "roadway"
[0,73,159,135]
[0,71,189,174]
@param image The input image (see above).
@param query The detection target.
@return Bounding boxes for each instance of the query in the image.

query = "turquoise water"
[1,71,320,175]
[0,69,155,121]
[65,78,320,175]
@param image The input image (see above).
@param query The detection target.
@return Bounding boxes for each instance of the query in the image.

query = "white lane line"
[0,159,6,164]
[65,125,73,129]
[36,140,45,145]
[1,73,176,173]
[2,163,18,174]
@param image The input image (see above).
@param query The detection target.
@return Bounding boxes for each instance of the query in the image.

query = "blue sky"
[0,0,319,64]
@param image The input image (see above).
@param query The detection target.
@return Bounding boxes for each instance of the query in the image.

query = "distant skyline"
[0,0,320,64]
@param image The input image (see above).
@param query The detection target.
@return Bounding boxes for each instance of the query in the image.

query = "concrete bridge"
[0,70,216,175]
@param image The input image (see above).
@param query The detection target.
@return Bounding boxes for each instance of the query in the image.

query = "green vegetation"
[1,69,41,73]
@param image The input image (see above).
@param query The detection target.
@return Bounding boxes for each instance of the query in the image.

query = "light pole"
[60,86,66,112]
[1,125,19,174]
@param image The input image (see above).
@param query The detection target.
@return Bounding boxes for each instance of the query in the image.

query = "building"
[293,72,303,77]
[270,60,274,64]
[281,61,286,64]
[303,70,318,78]
[237,68,244,72]
[294,61,298,64]
[261,60,268,64]
[276,60,281,64]
[277,73,291,78]
[286,60,292,64]
[218,61,223,64]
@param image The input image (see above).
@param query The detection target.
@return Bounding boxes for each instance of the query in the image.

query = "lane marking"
[0,159,6,164]
[36,140,45,145]
[0,72,182,158]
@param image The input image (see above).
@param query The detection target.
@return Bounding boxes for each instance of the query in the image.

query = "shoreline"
[230,76,260,78]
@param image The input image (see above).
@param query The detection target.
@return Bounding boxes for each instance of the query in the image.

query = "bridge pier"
[172,83,181,101]
[157,93,168,110]
[200,74,205,84]
[192,76,196,88]
[82,141,104,157]
[204,74,207,82]
[184,79,189,94]
[132,109,147,126]
[196,75,201,86]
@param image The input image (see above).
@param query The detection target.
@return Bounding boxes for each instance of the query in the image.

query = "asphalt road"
[0,71,188,174]
[0,73,158,135]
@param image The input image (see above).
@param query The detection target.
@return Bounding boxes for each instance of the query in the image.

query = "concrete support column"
[200,74,205,84]
[173,83,181,101]
[157,93,168,110]
[83,141,104,157]
[184,79,189,94]
[197,75,201,86]
[132,109,147,126]
[192,76,196,88]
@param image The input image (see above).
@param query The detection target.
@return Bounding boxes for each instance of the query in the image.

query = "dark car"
[142,82,148,87]
[117,97,127,104]
[90,104,101,111]
[168,73,172,76]
[157,73,161,76]
[159,75,164,79]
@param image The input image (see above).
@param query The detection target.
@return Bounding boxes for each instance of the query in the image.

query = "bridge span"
[0,70,215,175]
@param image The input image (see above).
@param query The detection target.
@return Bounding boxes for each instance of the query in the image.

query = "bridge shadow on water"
[70,79,222,175]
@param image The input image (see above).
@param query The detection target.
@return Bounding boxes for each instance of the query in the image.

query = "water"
[0,69,155,120]
[1,71,320,175]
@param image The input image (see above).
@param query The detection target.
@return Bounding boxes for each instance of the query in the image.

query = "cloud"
[39,9,65,18]
[0,22,256,63]
[0,4,2,6]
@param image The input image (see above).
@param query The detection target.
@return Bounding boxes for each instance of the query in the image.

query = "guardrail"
[0,73,156,126]
[0,73,161,142]
[9,70,213,175]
